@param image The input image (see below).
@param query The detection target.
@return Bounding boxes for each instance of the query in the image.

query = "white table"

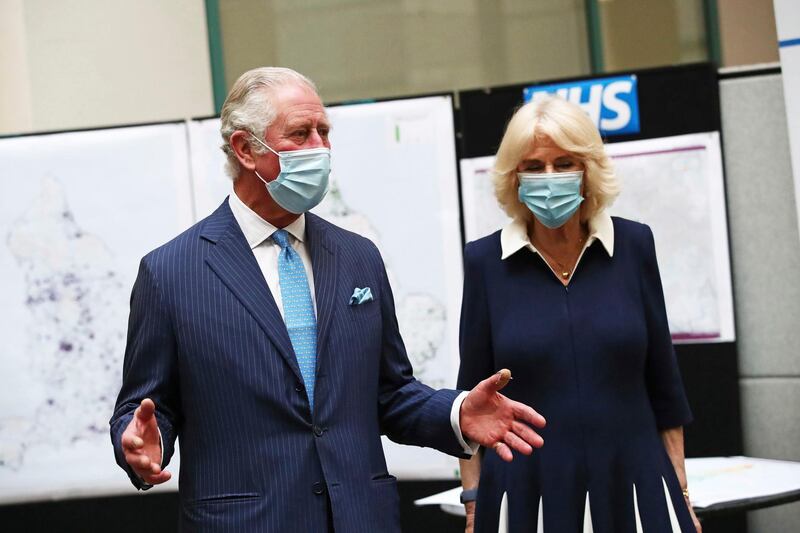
[414,456,800,517]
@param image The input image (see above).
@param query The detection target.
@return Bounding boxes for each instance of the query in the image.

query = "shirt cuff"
[450,391,480,455]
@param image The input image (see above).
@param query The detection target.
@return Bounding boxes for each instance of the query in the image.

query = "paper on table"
[414,457,800,515]
[686,456,800,508]
[414,486,465,516]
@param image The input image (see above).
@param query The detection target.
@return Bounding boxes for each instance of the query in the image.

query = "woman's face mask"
[517,170,584,229]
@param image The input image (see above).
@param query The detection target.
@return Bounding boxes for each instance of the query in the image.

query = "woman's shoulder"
[610,215,653,242]
[464,230,503,262]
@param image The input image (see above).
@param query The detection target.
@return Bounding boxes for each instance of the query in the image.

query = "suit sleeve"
[109,257,182,489]
[370,244,469,458]
[639,225,693,430]
[456,242,495,391]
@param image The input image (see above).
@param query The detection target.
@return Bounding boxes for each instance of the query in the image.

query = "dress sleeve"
[639,225,693,430]
[456,242,496,391]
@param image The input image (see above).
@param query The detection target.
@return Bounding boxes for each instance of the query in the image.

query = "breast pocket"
[346,284,381,322]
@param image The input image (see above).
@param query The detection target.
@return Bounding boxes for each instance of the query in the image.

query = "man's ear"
[229,130,257,171]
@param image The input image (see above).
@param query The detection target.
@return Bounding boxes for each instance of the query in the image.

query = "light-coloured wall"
[0,0,33,132]
[720,71,800,533]
[599,0,707,71]
[719,0,780,66]
[0,0,214,135]
[216,0,591,103]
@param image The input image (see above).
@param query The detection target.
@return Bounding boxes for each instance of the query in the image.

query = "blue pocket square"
[349,287,373,305]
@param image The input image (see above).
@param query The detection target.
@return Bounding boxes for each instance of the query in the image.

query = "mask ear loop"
[249,133,280,156]
[247,133,280,186]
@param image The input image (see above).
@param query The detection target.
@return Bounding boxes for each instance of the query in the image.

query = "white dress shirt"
[228,191,317,318]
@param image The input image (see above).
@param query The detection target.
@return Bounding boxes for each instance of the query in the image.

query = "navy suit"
[110,199,466,532]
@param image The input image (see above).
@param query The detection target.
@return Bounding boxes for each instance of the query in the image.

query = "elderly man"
[110,67,545,532]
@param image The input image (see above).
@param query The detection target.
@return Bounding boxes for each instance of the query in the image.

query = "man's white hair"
[219,67,318,180]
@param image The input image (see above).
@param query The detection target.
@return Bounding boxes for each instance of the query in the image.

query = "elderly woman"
[457,96,701,533]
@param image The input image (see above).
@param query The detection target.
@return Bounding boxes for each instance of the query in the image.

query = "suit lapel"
[202,200,303,383]
[306,213,339,375]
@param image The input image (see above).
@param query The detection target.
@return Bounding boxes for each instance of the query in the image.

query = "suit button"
[312,482,325,495]
[295,383,304,392]
[313,425,324,437]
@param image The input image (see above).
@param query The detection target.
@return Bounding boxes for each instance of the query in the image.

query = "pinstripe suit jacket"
[110,199,466,532]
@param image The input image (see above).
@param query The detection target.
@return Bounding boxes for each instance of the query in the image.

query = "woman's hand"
[686,497,702,533]
[464,501,476,533]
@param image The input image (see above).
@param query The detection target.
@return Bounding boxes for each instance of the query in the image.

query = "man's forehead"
[279,106,330,126]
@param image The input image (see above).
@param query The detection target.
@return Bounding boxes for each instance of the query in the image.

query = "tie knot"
[272,229,290,249]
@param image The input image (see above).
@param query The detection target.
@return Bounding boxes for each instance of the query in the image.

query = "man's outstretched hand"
[460,369,546,462]
[120,398,170,485]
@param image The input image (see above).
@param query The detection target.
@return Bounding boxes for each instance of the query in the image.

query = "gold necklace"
[533,236,586,280]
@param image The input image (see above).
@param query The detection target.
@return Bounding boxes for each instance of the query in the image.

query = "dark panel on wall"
[676,344,743,457]
[0,493,179,533]
[458,62,720,157]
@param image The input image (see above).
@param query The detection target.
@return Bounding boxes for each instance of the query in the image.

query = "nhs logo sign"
[523,75,640,135]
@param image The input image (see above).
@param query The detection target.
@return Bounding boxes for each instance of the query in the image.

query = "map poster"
[0,124,192,502]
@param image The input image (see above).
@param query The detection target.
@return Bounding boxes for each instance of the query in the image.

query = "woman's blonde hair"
[492,95,619,223]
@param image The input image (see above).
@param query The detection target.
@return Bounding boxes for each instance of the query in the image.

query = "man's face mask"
[249,134,331,214]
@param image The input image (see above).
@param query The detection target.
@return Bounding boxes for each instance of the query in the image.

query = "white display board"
[0,124,193,503]
[773,0,800,241]
[459,132,735,343]
[189,96,464,479]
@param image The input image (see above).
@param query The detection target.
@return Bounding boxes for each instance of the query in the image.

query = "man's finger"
[142,469,172,485]
[121,434,144,452]
[503,431,533,456]
[511,420,544,449]
[136,454,151,470]
[136,398,156,421]
[492,441,513,462]
[494,369,511,389]
[512,402,546,429]
[124,451,143,468]
[476,369,513,395]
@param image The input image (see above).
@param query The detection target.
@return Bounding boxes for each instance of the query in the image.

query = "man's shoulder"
[306,212,379,254]
[141,201,231,267]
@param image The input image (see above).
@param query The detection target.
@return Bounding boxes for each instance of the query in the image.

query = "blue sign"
[523,75,640,135]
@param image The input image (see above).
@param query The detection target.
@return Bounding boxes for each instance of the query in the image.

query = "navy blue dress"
[457,217,694,533]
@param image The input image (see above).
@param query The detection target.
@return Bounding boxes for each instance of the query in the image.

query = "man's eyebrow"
[284,118,331,130]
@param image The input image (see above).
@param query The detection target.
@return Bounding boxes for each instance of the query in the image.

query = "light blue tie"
[272,229,317,410]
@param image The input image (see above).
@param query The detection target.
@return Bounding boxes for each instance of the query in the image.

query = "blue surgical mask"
[250,135,331,214]
[517,171,584,229]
